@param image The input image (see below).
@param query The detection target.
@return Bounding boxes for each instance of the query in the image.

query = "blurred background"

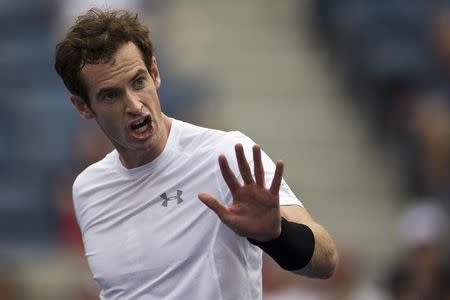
[0,0,449,299]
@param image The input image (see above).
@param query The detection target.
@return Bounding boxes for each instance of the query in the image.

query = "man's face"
[72,42,167,163]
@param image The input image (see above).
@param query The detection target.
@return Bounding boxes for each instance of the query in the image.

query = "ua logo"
[160,190,183,207]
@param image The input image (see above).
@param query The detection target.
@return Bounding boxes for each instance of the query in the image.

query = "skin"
[70,42,171,169]
[198,144,338,279]
[70,42,337,279]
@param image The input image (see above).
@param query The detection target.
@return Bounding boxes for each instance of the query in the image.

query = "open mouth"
[130,116,151,133]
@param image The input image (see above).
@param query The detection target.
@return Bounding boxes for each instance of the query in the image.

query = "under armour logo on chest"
[160,190,183,207]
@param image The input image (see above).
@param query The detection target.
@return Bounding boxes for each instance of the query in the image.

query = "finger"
[235,144,254,185]
[218,155,241,193]
[270,160,284,196]
[198,192,229,221]
[253,144,265,187]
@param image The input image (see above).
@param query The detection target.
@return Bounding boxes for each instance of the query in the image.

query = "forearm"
[292,222,337,279]
[280,205,338,279]
[249,215,338,279]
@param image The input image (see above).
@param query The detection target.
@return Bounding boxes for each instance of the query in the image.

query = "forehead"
[81,42,147,93]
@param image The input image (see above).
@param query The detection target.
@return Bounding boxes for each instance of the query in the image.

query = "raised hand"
[198,143,284,242]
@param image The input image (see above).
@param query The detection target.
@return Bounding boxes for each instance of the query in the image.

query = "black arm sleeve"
[248,217,315,271]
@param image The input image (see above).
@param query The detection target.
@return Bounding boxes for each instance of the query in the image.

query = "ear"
[150,56,161,89]
[69,94,95,119]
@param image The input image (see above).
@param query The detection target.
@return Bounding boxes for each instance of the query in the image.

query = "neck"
[118,115,172,169]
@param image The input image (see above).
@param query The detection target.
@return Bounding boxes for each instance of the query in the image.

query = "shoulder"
[175,119,255,155]
[72,150,117,200]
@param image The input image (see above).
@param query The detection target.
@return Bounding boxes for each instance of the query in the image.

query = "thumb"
[198,192,229,220]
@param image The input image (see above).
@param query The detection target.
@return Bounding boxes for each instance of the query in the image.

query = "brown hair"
[54,8,154,104]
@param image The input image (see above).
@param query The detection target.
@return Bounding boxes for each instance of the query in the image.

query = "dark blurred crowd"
[0,0,207,244]
[1,0,450,299]
[0,0,207,299]
[260,2,450,299]
[262,202,450,300]
[313,0,450,205]
[306,1,450,299]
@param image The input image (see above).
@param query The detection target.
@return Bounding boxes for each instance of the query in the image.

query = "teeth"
[131,119,145,127]
[135,124,148,133]
[131,117,150,131]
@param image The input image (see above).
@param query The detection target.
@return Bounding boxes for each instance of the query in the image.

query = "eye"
[133,77,146,90]
[101,90,119,102]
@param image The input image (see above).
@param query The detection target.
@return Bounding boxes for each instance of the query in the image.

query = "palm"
[198,144,284,242]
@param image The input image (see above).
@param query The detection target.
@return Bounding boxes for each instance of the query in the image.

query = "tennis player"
[55,8,337,299]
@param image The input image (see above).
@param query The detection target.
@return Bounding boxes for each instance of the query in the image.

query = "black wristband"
[248,217,315,271]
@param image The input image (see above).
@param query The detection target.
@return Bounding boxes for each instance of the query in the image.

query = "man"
[55,8,337,300]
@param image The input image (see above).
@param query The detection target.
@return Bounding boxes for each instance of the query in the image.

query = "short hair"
[54,8,154,104]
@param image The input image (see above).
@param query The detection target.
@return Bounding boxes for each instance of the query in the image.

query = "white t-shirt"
[73,119,302,300]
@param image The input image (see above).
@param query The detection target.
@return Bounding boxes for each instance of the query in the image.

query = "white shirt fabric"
[73,119,303,300]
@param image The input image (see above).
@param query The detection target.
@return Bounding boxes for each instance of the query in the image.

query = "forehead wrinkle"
[84,59,145,96]
[81,42,148,97]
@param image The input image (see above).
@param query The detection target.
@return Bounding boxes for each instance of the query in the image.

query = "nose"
[124,91,143,115]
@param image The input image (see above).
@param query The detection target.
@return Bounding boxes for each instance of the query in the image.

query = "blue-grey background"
[0,0,449,299]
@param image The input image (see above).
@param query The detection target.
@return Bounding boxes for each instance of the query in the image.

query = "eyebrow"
[95,68,148,100]
[96,87,120,101]
[129,69,148,84]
